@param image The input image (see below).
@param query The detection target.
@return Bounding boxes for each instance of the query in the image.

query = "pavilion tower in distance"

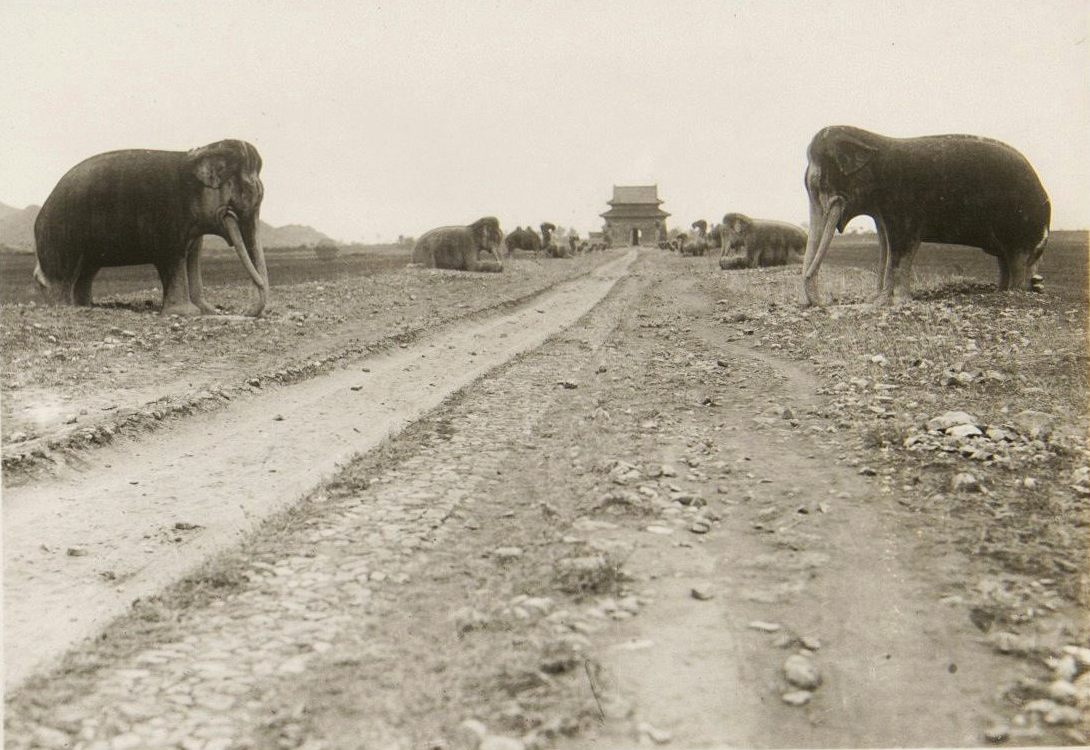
[600,185,669,247]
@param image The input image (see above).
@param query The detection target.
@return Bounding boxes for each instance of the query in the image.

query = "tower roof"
[608,185,662,205]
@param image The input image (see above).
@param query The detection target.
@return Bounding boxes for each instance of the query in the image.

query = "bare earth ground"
[1,250,614,480]
[2,251,635,688]
[3,243,1089,749]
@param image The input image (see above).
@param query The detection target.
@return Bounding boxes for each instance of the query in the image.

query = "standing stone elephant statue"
[718,213,807,270]
[33,139,270,316]
[412,217,504,272]
[802,125,1050,306]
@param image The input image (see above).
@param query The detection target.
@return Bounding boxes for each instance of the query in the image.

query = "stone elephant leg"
[892,239,921,302]
[747,244,760,269]
[185,237,219,314]
[72,264,99,307]
[995,253,1012,291]
[158,252,200,316]
[1006,251,1031,291]
[872,219,891,301]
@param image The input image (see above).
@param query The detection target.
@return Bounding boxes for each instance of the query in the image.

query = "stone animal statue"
[33,139,270,316]
[412,217,504,272]
[802,125,1050,306]
[718,213,807,270]
[504,225,543,254]
[680,220,709,256]
[542,222,568,258]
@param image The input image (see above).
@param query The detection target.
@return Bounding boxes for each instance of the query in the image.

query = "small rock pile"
[902,409,1081,474]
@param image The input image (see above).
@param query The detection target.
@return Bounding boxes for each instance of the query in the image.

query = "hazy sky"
[2,1,1088,241]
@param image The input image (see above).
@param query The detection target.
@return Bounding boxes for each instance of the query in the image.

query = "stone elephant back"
[504,227,542,254]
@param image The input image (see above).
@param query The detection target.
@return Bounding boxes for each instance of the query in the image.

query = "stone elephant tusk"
[803,201,843,280]
[223,212,269,317]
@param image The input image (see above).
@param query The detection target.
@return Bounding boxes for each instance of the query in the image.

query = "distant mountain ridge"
[0,202,335,252]
[0,202,40,251]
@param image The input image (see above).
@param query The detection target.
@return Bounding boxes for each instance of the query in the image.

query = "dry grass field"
[0,244,412,306]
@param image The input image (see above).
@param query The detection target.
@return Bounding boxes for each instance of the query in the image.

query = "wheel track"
[3,250,636,691]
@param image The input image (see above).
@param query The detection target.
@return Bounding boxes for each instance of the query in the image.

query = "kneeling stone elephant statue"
[718,213,806,270]
[34,139,270,316]
[412,217,504,272]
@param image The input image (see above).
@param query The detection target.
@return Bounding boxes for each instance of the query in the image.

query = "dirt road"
[5,250,1086,749]
[3,251,636,690]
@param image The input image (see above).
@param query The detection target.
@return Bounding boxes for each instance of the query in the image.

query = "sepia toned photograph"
[2,1,1088,748]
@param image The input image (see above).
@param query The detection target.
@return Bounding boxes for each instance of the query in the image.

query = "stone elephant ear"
[187,144,235,189]
[828,130,879,176]
[724,214,750,233]
[471,217,500,246]
[186,140,261,189]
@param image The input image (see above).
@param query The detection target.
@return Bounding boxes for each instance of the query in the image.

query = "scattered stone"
[983,723,1010,743]
[800,635,822,651]
[1051,654,1078,681]
[451,606,491,634]
[781,690,812,706]
[492,547,524,561]
[1063,645,1090,667]
[858,466,877,476]
[637,722,673,744]
[690,585,715,601]
[927,411,979,431]
[278,655,309,674]
[947,424,982,438]
[610,639,653,651]
[944,371,975,387]
[110,733,144,750]
[539,639,580,674]
[673,492,704,507]
[783,654,821,689]
[645,525,674,535]
[1043,705,1082,726]
[480,736,525,750]
[748,621,782,633]
[951,473,980,493]
[66,547,89,557]
[1048,679,1077,703]
[1013,410,1055,439]
[521,597,553,615]
[32,726,72,750]
[689,521,710,534]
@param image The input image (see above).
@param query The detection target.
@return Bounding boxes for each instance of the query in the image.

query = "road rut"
[3,250,636,690]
